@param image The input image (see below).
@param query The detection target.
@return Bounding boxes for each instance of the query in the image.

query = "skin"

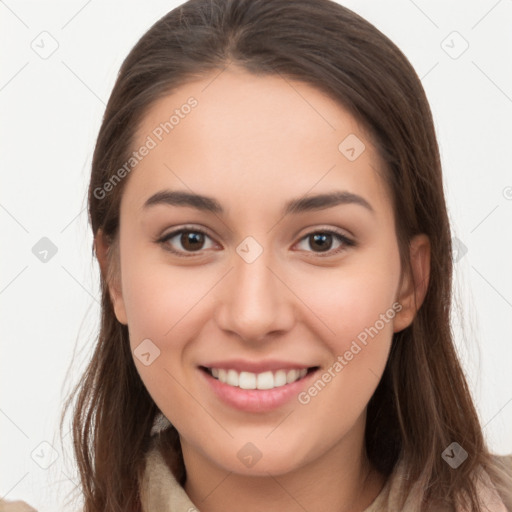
[96,65,430,512]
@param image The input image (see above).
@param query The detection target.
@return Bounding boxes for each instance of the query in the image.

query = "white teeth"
[286,369,299,384]
[256,371,274,390]
[210,367,310,390]
[274,369,287,387]
[226,369,239,387]
[239,371,257,389]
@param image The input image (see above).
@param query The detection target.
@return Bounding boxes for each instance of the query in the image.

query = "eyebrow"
[143,189,374,216]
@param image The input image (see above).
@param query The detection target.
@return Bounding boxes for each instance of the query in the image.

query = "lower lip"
[199,368,318,413]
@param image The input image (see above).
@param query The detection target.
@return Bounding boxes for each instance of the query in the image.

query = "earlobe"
[94,229,128,325]
[393,234,431,333]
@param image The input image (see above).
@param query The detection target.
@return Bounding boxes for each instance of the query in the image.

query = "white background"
[1,0,511,510]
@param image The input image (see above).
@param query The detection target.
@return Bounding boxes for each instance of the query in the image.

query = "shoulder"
[365,453,512,512]
[0,500,37,512]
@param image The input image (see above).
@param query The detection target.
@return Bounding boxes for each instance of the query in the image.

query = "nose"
[214,248,296,344]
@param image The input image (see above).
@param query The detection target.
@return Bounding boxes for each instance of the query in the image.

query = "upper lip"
[200,359,318,373]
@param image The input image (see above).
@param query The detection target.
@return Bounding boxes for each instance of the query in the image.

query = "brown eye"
[295,230,355,256]
[158,228,216,256]
[308,233,334,252]
[180,231,205,251]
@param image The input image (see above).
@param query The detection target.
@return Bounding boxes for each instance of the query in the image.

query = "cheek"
[118,246,220,403]
[119,254,215,434]
[120,243,211,346]
[295,253,401,351]
[291,248,400,410]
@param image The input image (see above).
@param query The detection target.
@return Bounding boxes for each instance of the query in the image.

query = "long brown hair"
[60,1,510,510]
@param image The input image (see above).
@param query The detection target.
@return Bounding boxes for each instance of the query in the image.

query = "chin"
[209,442,311,477]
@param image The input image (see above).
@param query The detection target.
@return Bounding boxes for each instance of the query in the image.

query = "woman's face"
[104,67,426,476]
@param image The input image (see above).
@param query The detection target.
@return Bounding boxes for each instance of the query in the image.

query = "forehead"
[123,67,390,218]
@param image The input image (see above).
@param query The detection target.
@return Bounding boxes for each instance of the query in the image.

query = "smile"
[204,367,311,390]
[199,363,320,412]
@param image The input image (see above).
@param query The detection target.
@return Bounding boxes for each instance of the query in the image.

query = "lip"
[198,364,319,413]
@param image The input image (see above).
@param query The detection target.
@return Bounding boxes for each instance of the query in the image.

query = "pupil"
[182,232,204,251]
[311,233,332,252]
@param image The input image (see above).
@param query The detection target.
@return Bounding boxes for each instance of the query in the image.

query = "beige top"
[2,447,511,511]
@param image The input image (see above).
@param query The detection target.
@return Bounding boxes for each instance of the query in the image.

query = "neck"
[182,418,386,512]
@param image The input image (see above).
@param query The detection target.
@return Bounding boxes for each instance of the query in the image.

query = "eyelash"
[155,226,356,258]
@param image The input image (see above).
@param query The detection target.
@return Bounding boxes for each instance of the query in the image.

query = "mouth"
[198,357,322,412]
[199,366,319,390]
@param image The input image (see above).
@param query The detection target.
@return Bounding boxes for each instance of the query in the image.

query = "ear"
[393,234,430,333]
[94,229,128,325]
